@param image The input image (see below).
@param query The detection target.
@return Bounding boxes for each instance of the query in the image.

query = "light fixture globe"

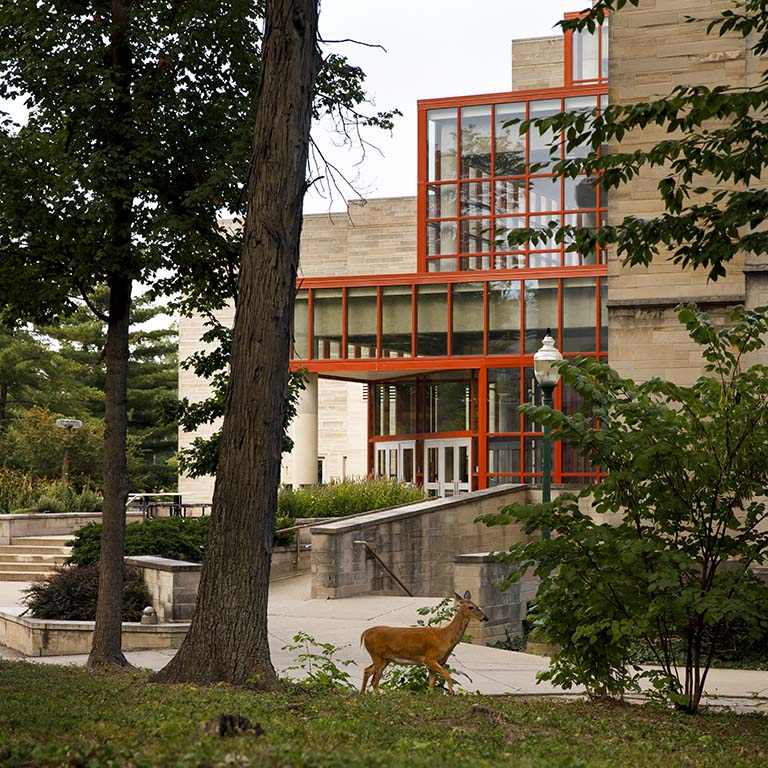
[533,329,562,388]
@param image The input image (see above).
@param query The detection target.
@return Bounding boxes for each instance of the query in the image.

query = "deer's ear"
[463,590,472,601]
[453,592,463,602]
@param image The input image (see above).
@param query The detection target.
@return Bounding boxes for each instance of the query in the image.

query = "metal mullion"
[411,283,417,358]
[341,287,348,359]
[307,288,314,361]
[447,282,453,357]
[478,366,487,488]
[483,280,489,357]
[375,286,382,359]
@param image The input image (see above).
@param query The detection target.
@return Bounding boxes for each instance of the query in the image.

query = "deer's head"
[453,590,489,622]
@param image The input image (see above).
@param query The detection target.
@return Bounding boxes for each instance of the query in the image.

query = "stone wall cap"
[124,555,201,572]
[454,552,502,563]
[310,484,528,535]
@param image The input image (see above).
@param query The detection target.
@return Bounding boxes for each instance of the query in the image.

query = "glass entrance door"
[424,438,471,497]
[375,441,416,484]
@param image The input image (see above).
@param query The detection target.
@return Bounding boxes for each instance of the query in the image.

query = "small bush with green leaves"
[22,564,151,621]
[278,477,426,519]
[68,517,211,566]
[280,632,357,690]
[68,515,296,566]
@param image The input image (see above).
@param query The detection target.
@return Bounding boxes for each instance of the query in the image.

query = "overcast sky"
[306,0,580,212]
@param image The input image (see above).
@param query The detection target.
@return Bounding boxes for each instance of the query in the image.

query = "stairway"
[0,536,73,582]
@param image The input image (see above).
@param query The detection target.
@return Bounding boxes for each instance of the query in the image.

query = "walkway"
[2,575,767,712]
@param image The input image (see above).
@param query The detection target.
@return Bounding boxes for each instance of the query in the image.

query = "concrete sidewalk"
[2,576,768,711]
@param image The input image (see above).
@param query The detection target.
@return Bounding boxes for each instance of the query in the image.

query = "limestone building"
[178,2,766,503]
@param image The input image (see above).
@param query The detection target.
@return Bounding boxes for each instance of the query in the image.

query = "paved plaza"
[2,575,767,712]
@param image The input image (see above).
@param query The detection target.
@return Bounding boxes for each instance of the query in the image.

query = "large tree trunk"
[155,0,321,686]
[88,276,132,667]
[87,0,133,668]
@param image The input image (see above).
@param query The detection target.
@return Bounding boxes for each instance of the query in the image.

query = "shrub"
[0,468,49,514]
[278,477,426,519]
[68,515,296,566]
[22,564,151,621]
[29,482,102,515]
[68,517,210,566]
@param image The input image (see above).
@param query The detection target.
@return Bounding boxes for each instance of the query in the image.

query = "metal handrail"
[353,540,413,596]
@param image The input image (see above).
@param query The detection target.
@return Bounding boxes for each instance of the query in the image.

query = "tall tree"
[0,0,393,668]
[155,0,321,687]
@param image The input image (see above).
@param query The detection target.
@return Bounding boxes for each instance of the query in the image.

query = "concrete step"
[0,570,54,582]
[0,554,69,564]
[0,545,71,556]
[11,535,74,548]
[0,562,67,573]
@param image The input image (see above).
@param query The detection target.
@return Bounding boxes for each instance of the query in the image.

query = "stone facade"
[607,0,767,381]
[510,35,563,91]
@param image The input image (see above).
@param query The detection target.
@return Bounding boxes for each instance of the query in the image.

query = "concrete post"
[291,372,319,486]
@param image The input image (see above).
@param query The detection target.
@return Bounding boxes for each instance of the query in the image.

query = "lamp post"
[533,329,562,539]
[55,418,82,485]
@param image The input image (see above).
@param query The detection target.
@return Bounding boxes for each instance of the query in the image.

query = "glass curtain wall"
[424,92,607,273]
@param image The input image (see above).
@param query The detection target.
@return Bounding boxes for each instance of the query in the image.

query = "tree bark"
[87,276,132,667]
[155,0,321,686]
[87,0,134,668]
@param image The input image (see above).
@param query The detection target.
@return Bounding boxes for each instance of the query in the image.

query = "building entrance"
[424,438,471,497]
[374,441,416,484]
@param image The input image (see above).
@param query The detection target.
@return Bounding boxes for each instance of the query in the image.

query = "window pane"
[529,176,561,213]
[451,282,484,355]
[600,277,608,353]
[459,254,491,271]
[425,380,471,432]
[417,284,448,357]
[460,218,492,253]
[528,214,559,251]
[528,251,561,268]
[381,285,412,357]
[573,29,598,81]
[601,23,609,79]
[293,290,308,360]
[529,99,561,171]
[562,277,596,353]
[495,102,527,176]
[313,288,342,359]
[460,181,491,216]
[488,437,520,475]
[375,383,416,436]
[427,183,457,219]
[564,175,597,210]
[427,220,457,255]
[427,257,458,273]
[524,279,558,353]
[347,286,377,358]
[488,280,521,355]
[494,178,527,215]
[487,369,521,433]
[461,105,492,178]
[523,435,542,475]
[428,108,457,181]
[564,96,597,159]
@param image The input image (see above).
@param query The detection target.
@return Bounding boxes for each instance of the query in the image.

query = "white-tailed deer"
[360,590,489,694]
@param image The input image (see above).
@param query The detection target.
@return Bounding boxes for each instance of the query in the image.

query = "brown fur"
[360,591,488,694]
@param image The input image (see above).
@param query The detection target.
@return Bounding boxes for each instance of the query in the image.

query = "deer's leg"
[361,664,375,694]
[428,669,436,690]
[425,660,454,695]
[371,660,389,692]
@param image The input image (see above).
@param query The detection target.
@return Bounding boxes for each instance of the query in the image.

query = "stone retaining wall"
[453,553,539,646]
[310,485,533,599]
[0,511,144,545]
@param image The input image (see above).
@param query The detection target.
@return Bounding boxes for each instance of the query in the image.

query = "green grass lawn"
[1,661,765,767]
